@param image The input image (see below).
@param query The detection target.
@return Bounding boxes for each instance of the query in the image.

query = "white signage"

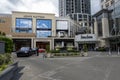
[56,20,68,30]
[75,34,97,42]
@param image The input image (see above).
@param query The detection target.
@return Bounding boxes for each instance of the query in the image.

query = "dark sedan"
[16,47,33,57]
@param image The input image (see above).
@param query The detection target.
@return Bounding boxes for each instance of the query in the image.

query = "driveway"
[13,54,120,80]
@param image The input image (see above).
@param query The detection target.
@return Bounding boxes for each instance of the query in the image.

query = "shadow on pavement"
[12,66,25,80]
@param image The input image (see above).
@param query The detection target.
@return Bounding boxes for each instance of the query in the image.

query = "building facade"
[59,0,91,28]
[93,0,120,51]
[0,11,82,51]
[11,11,56,50]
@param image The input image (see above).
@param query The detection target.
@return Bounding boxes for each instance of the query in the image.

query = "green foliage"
[0,31,6,36]
[83,44,88,52]
[46,45,50,53]
[0,53,12,72]
[0,36,13,53]
[50,50,60,53]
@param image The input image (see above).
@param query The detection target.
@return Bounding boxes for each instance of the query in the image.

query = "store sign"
[75,34,97,42]
[81,35,93,39]
[24,15,45,18]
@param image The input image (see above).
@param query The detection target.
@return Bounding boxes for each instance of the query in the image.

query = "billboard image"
[56,20,68,30]
[37,19,52,29]
[16,18,32,28]
[37,30,51,37]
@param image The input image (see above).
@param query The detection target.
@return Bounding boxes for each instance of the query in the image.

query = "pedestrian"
[36,47,39,56]
[43,51,47,58]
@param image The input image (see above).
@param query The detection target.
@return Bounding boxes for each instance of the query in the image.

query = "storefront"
[13,39,31,51]
[75,34,98,51]
[54,38,75,51]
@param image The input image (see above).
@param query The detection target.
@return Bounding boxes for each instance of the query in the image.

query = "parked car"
[16,47,33,57]
[38,48,45,53]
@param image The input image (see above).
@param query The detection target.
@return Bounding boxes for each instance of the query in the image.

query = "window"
[36,19,52,29]
[16,18,32,33]
[36,19,52,38]
[37,31,51,38]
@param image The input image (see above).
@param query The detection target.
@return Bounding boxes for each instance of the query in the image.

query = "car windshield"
[20,47,29,51]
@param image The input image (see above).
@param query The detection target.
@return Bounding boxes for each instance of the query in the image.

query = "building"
[0,11,82,51]
[93,0,120,51]
[59,0,91,28]
[11,11,56,51]
[0,14,12,35]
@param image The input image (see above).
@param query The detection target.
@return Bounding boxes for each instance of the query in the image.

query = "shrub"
[0,36,13,53]
[50,50,60,53]
[0,53,12,72]
[83,44,88,52]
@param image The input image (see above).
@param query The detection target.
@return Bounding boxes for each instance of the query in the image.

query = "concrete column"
[31,38,34,48]
[62,41,64,47]
[32,18,36,33]
[102,18,109,38]
[94,18,98,38]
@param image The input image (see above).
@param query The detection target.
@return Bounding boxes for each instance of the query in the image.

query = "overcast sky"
[0,0,101,16]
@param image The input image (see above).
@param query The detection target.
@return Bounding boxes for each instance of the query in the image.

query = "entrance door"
[36,42,50,50]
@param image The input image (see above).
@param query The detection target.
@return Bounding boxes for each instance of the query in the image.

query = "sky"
[0,0,101,16]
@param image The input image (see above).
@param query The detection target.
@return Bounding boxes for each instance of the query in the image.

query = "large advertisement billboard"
[37,31,51,37]
[56,20,68,30]
[37,19,52,29]
[16,18,32,28]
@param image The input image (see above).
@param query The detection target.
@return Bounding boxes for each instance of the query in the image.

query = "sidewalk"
[87,51,120,57]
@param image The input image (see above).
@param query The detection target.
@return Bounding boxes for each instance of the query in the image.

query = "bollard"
[118,47,120,55]
[109,48,111,55]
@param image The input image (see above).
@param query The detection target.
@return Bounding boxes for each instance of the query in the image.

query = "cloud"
[0,0,100,16]
[91,0,101,15]
[0,0,59,16]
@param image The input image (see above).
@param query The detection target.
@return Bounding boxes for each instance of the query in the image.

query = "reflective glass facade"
[16,18,32,33]
[36,19,52,38]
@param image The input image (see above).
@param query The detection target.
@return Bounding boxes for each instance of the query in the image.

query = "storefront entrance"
[36,42,50,50]
[13,39,31,51]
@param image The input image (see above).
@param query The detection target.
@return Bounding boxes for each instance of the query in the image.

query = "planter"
[0,61,18,80]
[47,53,54,58]
[81,52,88,57]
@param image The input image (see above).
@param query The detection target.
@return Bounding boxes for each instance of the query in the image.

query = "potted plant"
[82,44,88,56]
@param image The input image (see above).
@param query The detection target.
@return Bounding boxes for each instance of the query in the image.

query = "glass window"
[16,18,32,33]
[36,19,52,29]
[37,30,51,38]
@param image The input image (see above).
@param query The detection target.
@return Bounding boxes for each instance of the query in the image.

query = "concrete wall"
[0,61,18,80]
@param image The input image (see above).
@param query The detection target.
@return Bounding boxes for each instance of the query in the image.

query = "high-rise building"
[93,0,120,50]
[59,0,91,28]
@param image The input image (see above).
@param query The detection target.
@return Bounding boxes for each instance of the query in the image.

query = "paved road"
[13,54,120,80]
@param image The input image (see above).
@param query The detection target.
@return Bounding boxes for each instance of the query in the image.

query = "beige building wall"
[0,16,12,35]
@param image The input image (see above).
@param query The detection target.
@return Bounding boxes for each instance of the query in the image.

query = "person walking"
[36,47,39,56]
[43,51,47,58]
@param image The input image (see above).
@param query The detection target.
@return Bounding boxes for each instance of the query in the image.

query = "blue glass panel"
[37,19,52,29]
[16,18,32,28]
[15,18,32,33]
[37,31,51,38]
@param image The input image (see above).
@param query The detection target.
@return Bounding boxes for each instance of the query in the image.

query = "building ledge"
[11,33,36,37]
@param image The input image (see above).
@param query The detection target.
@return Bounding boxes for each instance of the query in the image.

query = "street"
[13,54,120,80]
